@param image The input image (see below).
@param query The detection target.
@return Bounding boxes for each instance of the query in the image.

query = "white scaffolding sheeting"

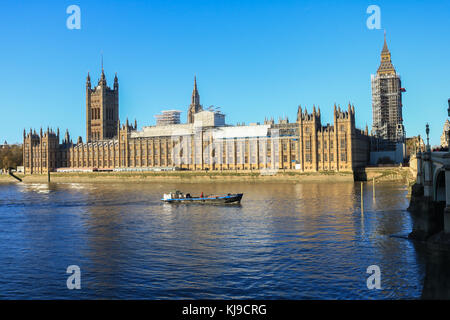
[212,125,270,139]
[155,110,181,126]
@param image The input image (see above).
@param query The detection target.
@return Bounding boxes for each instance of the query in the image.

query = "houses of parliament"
[23,67,372,174]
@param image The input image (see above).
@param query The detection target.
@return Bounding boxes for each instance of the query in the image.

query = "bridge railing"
[431,152,450,166]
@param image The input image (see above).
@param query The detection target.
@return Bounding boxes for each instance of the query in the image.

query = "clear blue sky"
[0,0,449,145]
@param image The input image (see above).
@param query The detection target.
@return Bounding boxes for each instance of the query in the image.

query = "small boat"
[162,190,243,204]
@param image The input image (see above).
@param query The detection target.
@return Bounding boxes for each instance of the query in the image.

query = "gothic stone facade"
[23,73,370,174]
[86,68,119,142]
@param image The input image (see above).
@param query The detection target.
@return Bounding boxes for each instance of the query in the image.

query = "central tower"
[187,76,203,123]
[86,62,119,142]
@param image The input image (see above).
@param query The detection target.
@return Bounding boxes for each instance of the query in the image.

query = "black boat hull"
[162,193,243,204]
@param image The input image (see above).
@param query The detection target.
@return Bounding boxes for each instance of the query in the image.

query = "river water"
[0,180,449,299]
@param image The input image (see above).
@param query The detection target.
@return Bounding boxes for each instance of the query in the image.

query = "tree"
[0,144,23,170]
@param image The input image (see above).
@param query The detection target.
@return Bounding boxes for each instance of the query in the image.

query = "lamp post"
[426,123,430,151]
[447,98,450,151]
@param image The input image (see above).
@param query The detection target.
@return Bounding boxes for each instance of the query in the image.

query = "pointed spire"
[297,105,302,121]
[114,72,118,89]
[86,71,91,89]
[382,30,389,53]
[192,76,197,98]
[377,31,396,75]
[187,76,201,123]
[190,76,201,110]
[99,52,106,85]
[64,129,70,144]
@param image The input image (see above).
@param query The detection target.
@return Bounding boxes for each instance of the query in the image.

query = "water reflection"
[0,181,448,299]
[19,183,53,195]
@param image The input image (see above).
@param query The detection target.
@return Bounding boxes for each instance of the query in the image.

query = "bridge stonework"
[408,151,450,242]
[444,164,450,233]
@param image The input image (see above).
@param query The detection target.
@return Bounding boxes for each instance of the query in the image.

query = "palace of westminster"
[23,38,405,174]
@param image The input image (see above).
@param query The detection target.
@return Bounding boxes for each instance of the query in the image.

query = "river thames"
[0,180,449,299]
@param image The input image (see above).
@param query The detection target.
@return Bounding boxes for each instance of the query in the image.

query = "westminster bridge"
[409,150,450,239]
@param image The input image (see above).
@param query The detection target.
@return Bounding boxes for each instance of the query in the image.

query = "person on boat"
[200,192,203,198]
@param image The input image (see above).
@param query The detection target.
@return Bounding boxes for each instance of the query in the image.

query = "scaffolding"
[155,110,181,126]
[371,73,404,144]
